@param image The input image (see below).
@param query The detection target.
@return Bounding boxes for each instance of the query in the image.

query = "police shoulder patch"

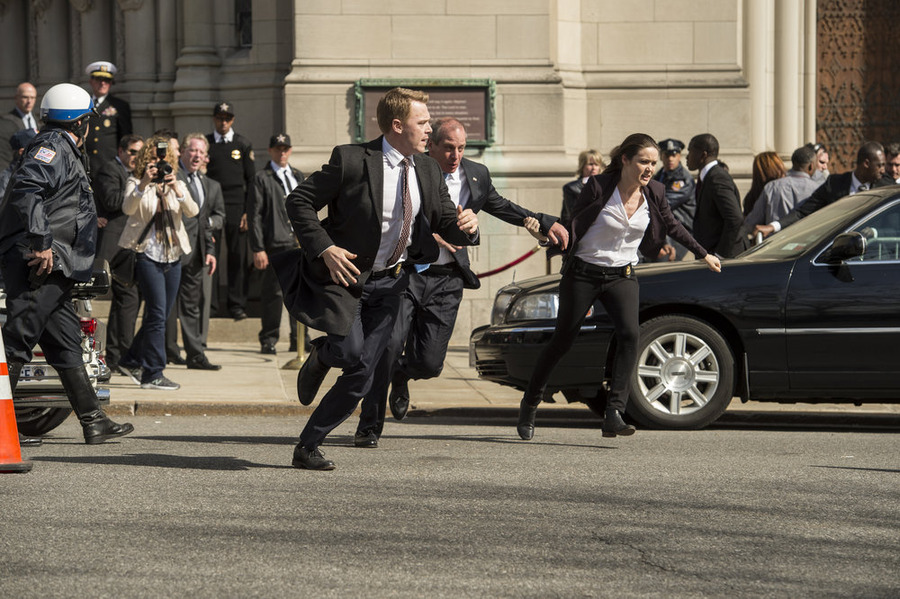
[34,147,57,164]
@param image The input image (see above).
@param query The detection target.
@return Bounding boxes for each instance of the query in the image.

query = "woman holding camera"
[117,136,198,390]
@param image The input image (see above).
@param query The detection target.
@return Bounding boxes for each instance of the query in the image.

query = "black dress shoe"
[296,345,329,406]
[292,445,335,470]
[167,354,187,365]
[389,373,411,421]
[602,409,636,438]
[517,396,540,440]
[354,431,378,448]
[18,433,42,447]
[187,356,222,371]
[231,310,248,321]
[80,411,135,444]
[260,343,277,355]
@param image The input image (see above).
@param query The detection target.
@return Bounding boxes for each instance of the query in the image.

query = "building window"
[237,0,252,48]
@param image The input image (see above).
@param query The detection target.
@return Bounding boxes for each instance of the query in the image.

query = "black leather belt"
[570,258,633,278]
[421,263,458,277]
[370,262,409,280]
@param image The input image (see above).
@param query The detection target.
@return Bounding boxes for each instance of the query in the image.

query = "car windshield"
[738,192,889,260]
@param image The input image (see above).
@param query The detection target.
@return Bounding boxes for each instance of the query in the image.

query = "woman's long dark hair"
[603,133,660,176]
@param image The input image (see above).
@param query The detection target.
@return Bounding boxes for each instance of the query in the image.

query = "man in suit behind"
[279,88,480,470]
[0,82,40,171]
[84,61,133,178]
[166,132,226,370]
[93,134,144,372]
[354,117,569,446]
[754,141,886,238]
[686,133,743,258]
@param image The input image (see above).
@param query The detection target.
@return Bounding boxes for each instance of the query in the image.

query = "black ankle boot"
[57,366,134,444]
[517,394,541,440]
[602,408,636,438]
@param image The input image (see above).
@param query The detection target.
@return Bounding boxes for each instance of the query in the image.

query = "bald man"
[0,82,40,170]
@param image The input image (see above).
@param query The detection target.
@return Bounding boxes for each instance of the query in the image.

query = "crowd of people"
[2,66,897,465]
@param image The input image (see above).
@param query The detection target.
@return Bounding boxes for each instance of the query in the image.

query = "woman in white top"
[117,135,198,390]
[519,133,721,440]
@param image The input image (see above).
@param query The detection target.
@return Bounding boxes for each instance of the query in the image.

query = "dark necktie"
[189,173,203,208]
[695,176,703,201]
[280,170,292,195]
[387,158,412,266]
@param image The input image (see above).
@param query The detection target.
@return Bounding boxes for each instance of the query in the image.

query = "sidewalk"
[104,342,900,420]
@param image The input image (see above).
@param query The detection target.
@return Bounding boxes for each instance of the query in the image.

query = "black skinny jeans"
[525,268,640,412]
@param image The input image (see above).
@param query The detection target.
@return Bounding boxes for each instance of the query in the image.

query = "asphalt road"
[2,412,898,598]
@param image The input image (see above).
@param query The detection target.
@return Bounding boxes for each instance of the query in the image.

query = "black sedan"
[470,187,900,429]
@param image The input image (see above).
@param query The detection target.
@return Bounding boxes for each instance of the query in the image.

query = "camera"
[152,141,173,183]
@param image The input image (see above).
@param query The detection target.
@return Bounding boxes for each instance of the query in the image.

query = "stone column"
[171,0,221,135]
[117,0,156,133]
[803,0,817,143]
[774,0,802,154]
[0,0,30,87]
[744,0,769,153]
[150,0,177,127]
[74,0,113,81]
[32,0,71,87]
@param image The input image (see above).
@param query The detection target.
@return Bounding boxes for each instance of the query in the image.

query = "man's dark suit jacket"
[0,109,38,171]
[778,171,888,229]
[274,137,478,336]
[560,173,707,274]
[176,167,226,262]
[449,157,557,289]
[692,163,743,258]
[92,157,130,265]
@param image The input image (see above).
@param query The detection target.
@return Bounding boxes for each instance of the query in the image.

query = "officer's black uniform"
[85,95,132,178]
[653,138,697,260]
[0,125,133,443]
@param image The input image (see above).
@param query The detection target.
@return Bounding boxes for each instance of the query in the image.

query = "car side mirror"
[822,232,867,264]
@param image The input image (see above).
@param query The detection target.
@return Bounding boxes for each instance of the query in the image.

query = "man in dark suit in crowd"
[686,133,743,258]
[84,61,133,178]
[248,133,305,355]
[755,141,887,238]
[354,117,568,447]
[93,134,144,372]
[278,87,480,470]
[165,132,226,370]
[0,82,40,171]
[205,101,255,321]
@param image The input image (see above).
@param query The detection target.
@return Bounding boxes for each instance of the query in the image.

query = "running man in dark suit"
[277,88,480,470]
[354,117,569,446]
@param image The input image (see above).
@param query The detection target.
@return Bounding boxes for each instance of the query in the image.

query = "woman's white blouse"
[573,186,650,267]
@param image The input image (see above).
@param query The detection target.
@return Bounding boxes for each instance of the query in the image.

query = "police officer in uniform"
[84,61,133,178]
[0,83,134,444]
[653,138,696,260]
[205,101,255,320]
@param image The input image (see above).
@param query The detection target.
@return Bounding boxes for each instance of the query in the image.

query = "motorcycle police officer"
[653,138,697,260]
[0,83,134,444]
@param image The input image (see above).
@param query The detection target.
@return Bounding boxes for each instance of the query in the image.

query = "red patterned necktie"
[387,158,412,265]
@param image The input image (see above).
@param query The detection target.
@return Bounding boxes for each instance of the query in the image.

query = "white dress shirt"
[433,163,471,265]
[213,130,235,144]
[574,187,650,267]
[271,161,298,194]
[375,138,422,270]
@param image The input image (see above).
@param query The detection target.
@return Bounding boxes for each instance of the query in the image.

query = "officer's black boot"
[6,360,42,447]
[57,366,134,444]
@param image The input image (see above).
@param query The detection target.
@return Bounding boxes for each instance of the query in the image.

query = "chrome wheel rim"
[636,331,720,416]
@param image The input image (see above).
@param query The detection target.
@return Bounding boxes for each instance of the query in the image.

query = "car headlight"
[490,289,518,325]
[506,292,560,323]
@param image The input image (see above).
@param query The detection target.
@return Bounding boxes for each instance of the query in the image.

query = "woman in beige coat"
[117,135,198,390]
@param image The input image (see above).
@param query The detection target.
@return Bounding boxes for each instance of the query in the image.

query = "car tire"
[563,388,608,417]
[15,407,73,436]
[627,315,734,430]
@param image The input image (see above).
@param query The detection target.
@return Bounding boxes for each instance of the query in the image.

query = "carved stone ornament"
[69,0,93,13]
[116,0,145,11]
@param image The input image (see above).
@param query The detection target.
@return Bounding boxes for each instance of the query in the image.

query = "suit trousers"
[298,270,409,450]
[105,265,141,369]
[165,249,210,362]
[0,255,83,369]
[258,261,286,346]
[357,270,464,435]
[525,269,639,412]
[224,218,248,314]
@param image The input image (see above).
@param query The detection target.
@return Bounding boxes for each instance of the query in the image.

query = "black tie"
[280,170,292,195]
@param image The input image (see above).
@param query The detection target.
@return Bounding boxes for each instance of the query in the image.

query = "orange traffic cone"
[0,335,33,473]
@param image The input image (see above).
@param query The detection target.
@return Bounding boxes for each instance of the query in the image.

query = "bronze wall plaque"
[355,79,495,147]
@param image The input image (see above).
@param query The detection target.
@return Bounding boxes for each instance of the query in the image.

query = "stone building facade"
[0,0,827,343]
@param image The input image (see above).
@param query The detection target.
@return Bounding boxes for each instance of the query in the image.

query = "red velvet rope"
[476,245,542,279]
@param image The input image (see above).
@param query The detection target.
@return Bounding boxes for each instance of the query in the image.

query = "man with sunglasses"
[93,134,144,373]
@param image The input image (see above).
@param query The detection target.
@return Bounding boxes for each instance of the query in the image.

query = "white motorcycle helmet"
[40,83,95,124]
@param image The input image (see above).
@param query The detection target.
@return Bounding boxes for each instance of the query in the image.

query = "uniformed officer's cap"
[659,138,685,155]
[10,128,37,151]
[214,102,235,117]
[85,61,117,80]
[269,133,292,148]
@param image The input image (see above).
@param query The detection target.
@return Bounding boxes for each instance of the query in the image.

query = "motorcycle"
[0,264,111,436]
